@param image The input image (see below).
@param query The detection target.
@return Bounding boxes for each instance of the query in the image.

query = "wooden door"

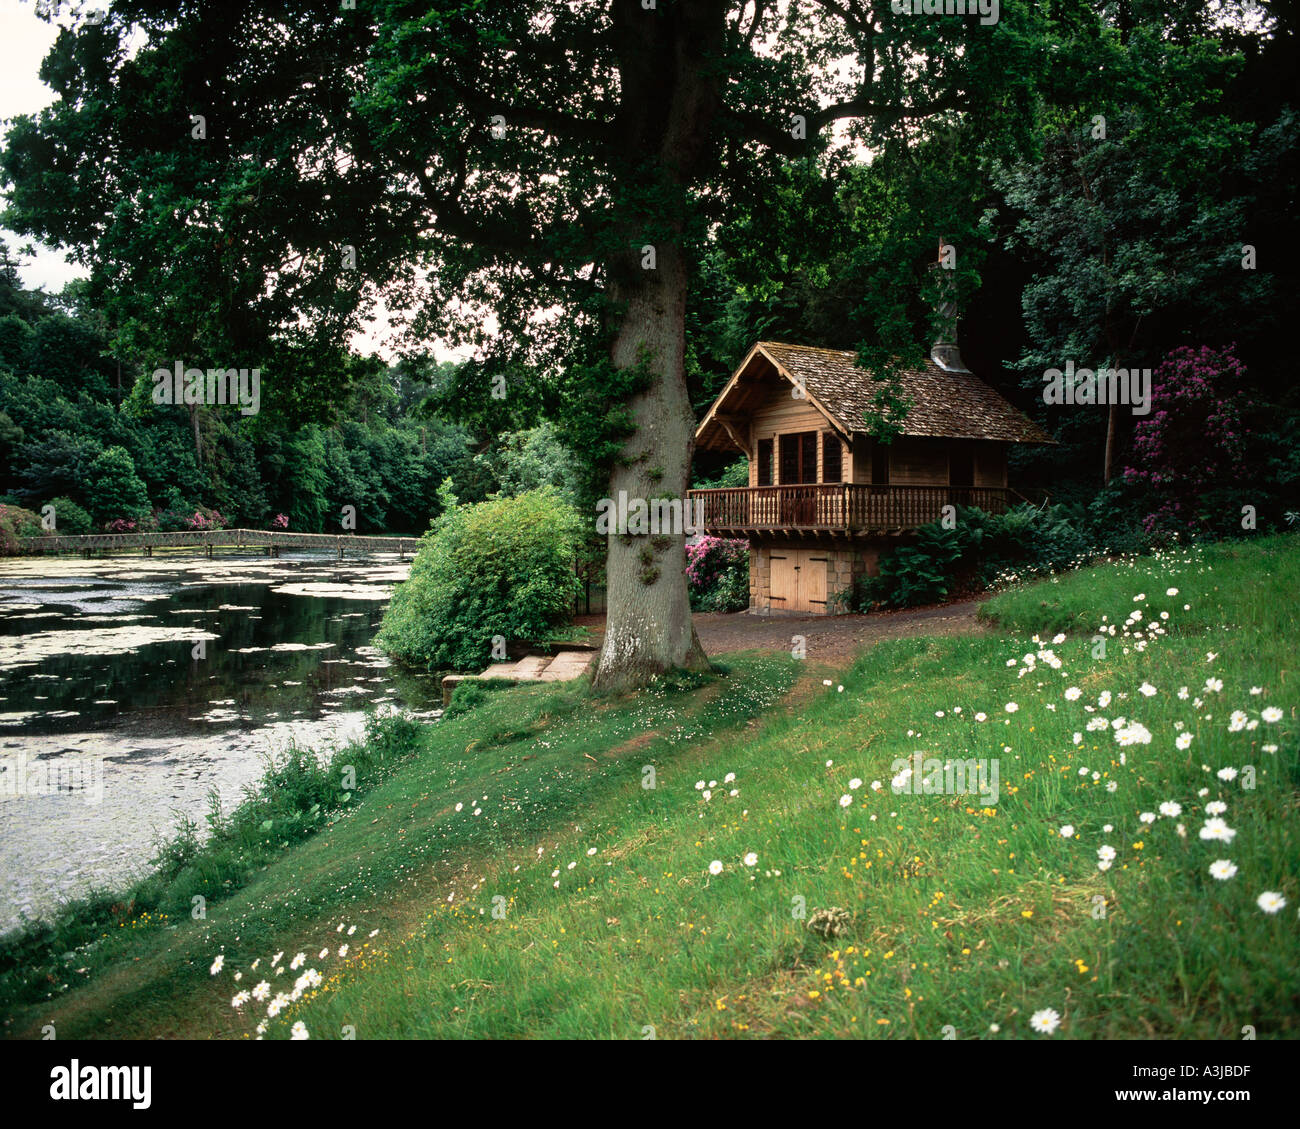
[769,552,796,610]
[769,549,828,612]
[798,551,828,612]
[948,441,975,508]
[779,432,818,524]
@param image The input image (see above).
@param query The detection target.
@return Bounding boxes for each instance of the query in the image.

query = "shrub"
[85,445,150,526]
[152,503,227,532]
[0,503,42,553]
[184,506,227,531]
[1124,344,1254,539]
[44,496,93,535]
[376,485,584,671]
[685,535,749,612]
[692,459,749,490]
[153,504,190,532]
[843,504,1107,610]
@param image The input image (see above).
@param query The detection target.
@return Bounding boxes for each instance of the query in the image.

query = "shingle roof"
[754,341,1054,444]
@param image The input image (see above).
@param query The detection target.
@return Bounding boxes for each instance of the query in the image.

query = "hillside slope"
[4,536,1297,1039]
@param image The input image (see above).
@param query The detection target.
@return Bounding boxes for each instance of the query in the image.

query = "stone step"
[441,649,597,704]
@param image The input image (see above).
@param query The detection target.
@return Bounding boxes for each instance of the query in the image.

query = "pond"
[0,552,438,935]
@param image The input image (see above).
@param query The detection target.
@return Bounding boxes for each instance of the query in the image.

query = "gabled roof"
[696,341,1055,452]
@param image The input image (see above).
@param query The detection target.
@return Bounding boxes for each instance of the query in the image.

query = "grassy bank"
[3,535,1297,1039]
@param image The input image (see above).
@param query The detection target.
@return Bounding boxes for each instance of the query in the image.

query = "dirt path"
[577,598,988,667]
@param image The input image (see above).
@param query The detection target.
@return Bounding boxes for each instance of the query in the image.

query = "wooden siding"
[748,382,838,486]
[974,442,1007,487]
[887,437,947,486]
[740,381,1008,491]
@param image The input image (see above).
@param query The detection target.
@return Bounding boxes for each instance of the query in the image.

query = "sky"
[0,0,85,294]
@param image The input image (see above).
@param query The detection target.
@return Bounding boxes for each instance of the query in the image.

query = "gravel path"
[576,598,987,667]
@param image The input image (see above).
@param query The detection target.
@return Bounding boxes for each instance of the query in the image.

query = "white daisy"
[1030,1008,1061,1035]
[1198,818,1236,843]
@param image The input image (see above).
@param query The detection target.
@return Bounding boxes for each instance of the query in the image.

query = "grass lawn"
[3,534,1296,1040]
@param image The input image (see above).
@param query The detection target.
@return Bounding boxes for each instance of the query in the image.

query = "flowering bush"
[0,503,43,553]
[105,515,158,533]
[185,506,228,531]
[1124,344,1253,538]
[686,535,749,613]
[271,513,289,530]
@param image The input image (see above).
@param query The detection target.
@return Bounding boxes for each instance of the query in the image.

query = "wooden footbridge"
[12,528,420,559]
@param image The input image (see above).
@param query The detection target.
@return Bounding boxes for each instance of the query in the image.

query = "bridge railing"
[8,528,422,557]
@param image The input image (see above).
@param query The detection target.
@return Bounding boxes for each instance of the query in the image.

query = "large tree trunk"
[590,0,722,691]
[1103,402,1117,484]
[591,244,709,692]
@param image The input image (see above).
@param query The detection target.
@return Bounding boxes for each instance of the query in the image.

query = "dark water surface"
[0,552,436,934]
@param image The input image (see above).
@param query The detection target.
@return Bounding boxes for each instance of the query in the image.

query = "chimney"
[929,237,970,373]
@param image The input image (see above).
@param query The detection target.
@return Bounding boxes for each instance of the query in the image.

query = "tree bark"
[1103,402,1116,484]
[592,243,710,691]
[590,1,723,691]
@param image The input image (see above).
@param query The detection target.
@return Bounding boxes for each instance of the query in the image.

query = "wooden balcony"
[686,483,1019,538]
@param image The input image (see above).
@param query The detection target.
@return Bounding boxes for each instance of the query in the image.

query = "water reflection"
[0,552,437,933]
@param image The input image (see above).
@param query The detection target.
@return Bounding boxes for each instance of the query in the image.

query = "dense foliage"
[0,253,593,536]
[376,487,584,672]
[0,503,40,554]
[841,504,1104,610]
[0,1,1295,627]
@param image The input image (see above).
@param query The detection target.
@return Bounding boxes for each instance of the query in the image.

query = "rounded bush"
[376,486,584,671]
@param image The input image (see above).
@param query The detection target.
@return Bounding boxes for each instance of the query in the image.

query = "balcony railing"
[686,483,1020,534]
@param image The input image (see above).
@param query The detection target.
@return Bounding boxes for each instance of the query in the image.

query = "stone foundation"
[747,539,886,615]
